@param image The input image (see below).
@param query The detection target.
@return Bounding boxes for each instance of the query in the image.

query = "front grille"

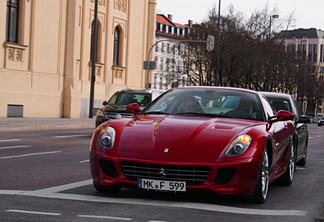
[120,162,210,185]
[105,112,134,119]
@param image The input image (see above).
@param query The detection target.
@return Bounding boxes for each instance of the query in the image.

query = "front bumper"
[90,150,262,196]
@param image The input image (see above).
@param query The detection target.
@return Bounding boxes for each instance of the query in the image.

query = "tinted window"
[108,92,151,106]
[267,99,291,113]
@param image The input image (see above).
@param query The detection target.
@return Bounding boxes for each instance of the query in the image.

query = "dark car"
[260,92,309,166]
[95,89,161,128]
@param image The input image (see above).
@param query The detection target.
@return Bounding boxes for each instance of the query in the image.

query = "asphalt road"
[0,125,323,222]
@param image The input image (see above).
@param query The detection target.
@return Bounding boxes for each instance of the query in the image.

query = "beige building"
[0,0,157,118]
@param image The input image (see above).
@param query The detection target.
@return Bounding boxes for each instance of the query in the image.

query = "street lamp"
[215,0,221,86]
[269,14,279,42]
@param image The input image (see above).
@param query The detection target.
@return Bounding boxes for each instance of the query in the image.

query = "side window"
[108,93,119,105]
[261,96,275,118]
[6,0,19,43]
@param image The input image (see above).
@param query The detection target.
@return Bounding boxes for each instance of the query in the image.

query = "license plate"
[138,178,186,192]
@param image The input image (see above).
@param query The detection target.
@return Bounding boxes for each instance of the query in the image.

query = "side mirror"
[298,115,310,123]
[269,110,294,123]
[126,103,141,115]
[103,101,107,105]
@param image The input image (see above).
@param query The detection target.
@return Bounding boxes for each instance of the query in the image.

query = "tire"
[278,140,295,186]
[251,148,269,203]
[93,182,121,193]
[297,139,307,166]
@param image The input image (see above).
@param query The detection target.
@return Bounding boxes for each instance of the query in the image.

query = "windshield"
[143,88,264,121]
[108,92,152,106]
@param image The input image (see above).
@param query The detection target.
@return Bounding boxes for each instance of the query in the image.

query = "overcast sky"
[156,0,324,31]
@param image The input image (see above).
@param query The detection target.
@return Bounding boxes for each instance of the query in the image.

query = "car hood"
[100,104,127,113]
[114,115,262,163]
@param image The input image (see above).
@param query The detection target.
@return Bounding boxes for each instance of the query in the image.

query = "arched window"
[90,19,101,62]
[113,27,120,65]
[6,0,19,43]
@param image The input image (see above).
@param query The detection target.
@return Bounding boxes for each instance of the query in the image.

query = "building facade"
[276,28,324,114]
[1,0,156,118]
[152,14,191,90]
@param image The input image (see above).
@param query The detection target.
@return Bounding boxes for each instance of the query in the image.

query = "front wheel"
[278,140,296,186]
[251,148,269,203]
[297,139,307,166]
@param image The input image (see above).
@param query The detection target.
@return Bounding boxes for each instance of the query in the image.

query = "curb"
[0,124,94,132]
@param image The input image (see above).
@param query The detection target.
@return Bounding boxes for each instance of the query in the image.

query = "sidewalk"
[0,117,94,132]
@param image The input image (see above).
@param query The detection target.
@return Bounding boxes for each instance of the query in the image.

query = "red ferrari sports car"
[90,87,295,203]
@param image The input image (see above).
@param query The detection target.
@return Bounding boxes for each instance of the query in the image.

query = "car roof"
[117,90,151,94]
[259,91,293,100]
[173,86,259,94]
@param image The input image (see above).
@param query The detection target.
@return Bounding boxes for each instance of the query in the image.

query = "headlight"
[225,135,252,156]
[98,127,116,149]
[96,110,104,117]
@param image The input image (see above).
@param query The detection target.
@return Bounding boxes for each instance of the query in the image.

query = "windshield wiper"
[144,111,170,115]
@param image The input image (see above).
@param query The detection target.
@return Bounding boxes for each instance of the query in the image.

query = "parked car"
[318,116,324,126]
[95,89,162,128]
[260,92,309,166]
[307,113,317,124]
[90,86,296,203]
[317,114,324,126]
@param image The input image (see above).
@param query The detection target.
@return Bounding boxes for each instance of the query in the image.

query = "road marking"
[79,159,89,163]
[0,139,22,143]
[148,221,168,222]
[0,179,307,217]
[30,179,93,194]
[6,209,61,216]
[54,134,89,139]
[77,215,132,220]
[0,151,62,159]
[0,145,32,150]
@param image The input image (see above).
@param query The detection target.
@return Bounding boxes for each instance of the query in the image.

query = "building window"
[166,59,170,71]
[154,76,157,88]
[6,0,19,43]
[320,44,323,63]
[159,77,163,89]
[161,43,164,52]
[314,44,318,62]
[113,27,120,65]
[155,42,158,52]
